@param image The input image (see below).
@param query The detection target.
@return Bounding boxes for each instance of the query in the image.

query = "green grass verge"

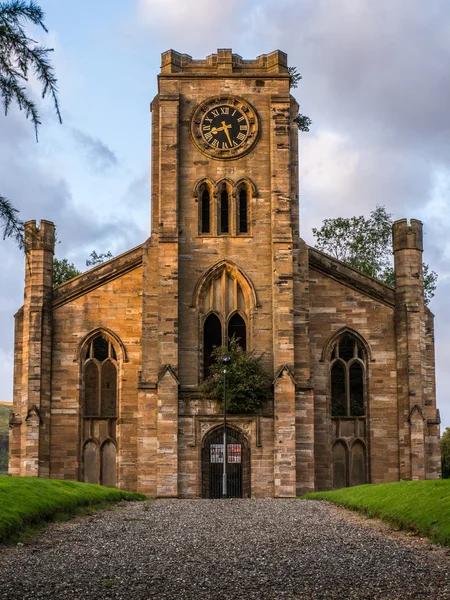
[305,480,450,546]
[0,477,146,544]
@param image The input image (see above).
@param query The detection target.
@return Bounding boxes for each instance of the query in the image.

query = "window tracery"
[81,332,119,486]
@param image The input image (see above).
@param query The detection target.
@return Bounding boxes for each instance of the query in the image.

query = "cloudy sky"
[1,0,449,429]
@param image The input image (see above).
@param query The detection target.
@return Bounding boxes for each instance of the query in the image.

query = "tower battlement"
[24,219,55,252]
[392,218,423,253]
[160,48,289,75]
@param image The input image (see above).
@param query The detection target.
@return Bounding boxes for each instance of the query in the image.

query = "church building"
[9,49,441,497]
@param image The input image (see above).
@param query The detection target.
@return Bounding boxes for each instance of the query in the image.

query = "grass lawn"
[0,477,146,544]
[305,480,450,546]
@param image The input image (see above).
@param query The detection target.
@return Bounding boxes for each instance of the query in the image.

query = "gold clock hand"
[221,121,233,146]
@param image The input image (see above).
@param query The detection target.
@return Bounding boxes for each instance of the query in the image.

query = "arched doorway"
[202,426,250,498]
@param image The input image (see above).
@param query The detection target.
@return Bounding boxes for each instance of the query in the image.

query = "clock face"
[191,96,259,160]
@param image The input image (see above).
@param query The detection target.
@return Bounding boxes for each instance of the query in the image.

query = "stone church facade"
[9,49,441,497]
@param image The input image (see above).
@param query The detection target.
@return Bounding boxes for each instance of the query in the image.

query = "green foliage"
[86,250,113,267]
[312,205,438,305]
[294,114,312,132]
[0,195,24,247]
[288,66,302,89]
[0,0,62,138]
[288,66,312,132]
[0,1,61,247]
[0,477,146,543]
[53,257,81,286]
[202,338,271,414]
[441,427,450,479]
[305,480,450,546]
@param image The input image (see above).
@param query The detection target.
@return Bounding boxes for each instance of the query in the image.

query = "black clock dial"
[191,96,259,160]
[201,104,249,150]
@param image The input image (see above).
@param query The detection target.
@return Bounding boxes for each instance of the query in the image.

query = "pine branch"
[0,0,61,139]
[0,195,24,248]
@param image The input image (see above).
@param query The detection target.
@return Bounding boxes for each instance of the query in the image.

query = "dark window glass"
[238,189,248,234]
[93,336,109,362]
[111,345,117,361]
[331,361,346,416]
[204,314,222,379]
[349,362,364,416]
[228,313,246,351]
[339,335,354,362]
[201,189,210,233]
[84,361,99,416]
[101,360,117,416]
[220,189,229,234]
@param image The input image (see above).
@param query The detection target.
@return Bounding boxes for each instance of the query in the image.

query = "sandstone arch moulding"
[193,260,258,382]
[321,326,373,363]
[191,259,259,312]
[75,327,128,363]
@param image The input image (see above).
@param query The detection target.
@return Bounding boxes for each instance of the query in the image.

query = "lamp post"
[220,354,231,499]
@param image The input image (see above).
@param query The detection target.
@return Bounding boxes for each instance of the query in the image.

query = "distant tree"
[312,205,437,305]
[0,0,62,247]
[202,338,271,414]
[53,257,80,286]
[53,249,113,286]
[442,427,450,479]
[288,66,312,133]
[86,250,113,267]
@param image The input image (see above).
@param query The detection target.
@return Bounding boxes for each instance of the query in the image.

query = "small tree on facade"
[202,338,271,414]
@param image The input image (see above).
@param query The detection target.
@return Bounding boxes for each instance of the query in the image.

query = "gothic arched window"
[201,188,211,234]
[228,313,246,351]
[330,333,366,417]
[237,188,248,234]
[83,335,118,417]
[204,313,222,380]
[219,189,230,234]
[81,332,119,487]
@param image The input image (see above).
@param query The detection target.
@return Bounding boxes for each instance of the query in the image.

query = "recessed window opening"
[220,189,229,234]
[228,313,246,351]
[330,334,366,417]
[204,314,222,380]
[238,188,248,234]
[83,335,118,418]
[201,188,211,234]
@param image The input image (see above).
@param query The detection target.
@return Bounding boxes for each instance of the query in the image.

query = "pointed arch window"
[82,332,119,487]
[330,334,366,417]
[83,335,118,417]
[228,313,246,351]
[201,188,211,234]
[204,313,222,380]
[219,189,230,234]
[237,188,248,234]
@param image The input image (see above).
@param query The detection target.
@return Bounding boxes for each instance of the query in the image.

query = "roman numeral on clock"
[236,132,246,141]
[211,139,219,148]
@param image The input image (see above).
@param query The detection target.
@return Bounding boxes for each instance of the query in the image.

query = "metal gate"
[202,426,250,498]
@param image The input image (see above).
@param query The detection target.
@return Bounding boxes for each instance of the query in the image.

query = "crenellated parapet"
[160,48,289,75]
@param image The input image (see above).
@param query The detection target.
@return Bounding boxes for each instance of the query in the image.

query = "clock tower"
[138,48,314,498]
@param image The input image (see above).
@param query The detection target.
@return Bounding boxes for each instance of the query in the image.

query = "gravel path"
[0,499,449,599]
